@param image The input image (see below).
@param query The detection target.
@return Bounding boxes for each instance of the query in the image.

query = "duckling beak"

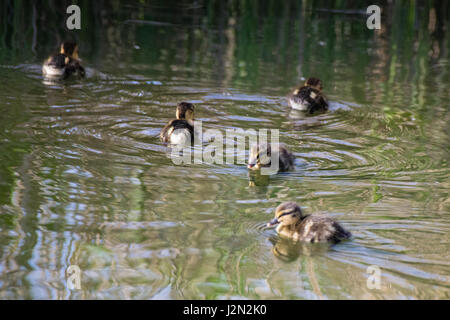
[267,218,279,227]
[248,162,260,170]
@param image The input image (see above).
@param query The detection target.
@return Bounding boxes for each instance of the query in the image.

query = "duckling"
[267,202,351,243]
[288,77,328,113]
[42,41,85,79]
[160,102,195,145]
[247,143,295,173]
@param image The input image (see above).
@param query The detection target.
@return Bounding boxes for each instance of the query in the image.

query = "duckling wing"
[42,54,67,77]
[330,220,352,242]
[64,59,86,78]
[289,86,328,113]
[160,120,194,144]
[278,146,295,172]
[45,53,66,68]
[288,86,311,111]
[160,120,176,142]
[71,60,86,77]
[309,93,329,113]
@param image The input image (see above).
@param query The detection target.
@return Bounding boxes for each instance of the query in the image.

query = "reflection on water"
[269,236,332,262]
[0,0,449,299]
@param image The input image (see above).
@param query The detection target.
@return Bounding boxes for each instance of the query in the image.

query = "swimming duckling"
[247,143,295,173]
[267,202,351,243]
[42,41,85,79]
[160,102,195,145]
[288,77,328,113]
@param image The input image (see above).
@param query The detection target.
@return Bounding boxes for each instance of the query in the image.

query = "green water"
[0,0,449,299]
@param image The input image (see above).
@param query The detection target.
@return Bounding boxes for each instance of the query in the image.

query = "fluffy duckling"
[288,77,328,113]
[247,143,295,173]
[267,202,351,243]
[42,41,85,79]
[160,102,195,145]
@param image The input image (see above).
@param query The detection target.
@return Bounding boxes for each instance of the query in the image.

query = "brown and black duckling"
[42,41,85,79]
[267,202,351,243]
[160,102,195,145]
[288,77,328,113]
[247,143,295,173]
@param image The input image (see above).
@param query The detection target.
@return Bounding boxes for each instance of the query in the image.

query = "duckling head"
[60,41,80,60]
[304,77,323,91]
[267,202,304,228]
[176,102,195,120]
[247,143,272,170]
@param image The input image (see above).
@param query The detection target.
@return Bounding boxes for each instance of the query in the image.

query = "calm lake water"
[0,1,449,299]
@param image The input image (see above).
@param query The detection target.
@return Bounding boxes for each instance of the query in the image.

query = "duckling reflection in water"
[267,202,351,243]
[248,169,270,187]
[268,236,330,262]
[247,143,295,174]
[288,77,328,113]
[42,41,85,79]
[160,102,195,146]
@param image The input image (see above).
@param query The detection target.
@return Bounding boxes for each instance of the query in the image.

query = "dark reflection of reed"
[0,0,449,299]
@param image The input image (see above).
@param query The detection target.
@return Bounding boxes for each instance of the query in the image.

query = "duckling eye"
[278,211,291,219]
